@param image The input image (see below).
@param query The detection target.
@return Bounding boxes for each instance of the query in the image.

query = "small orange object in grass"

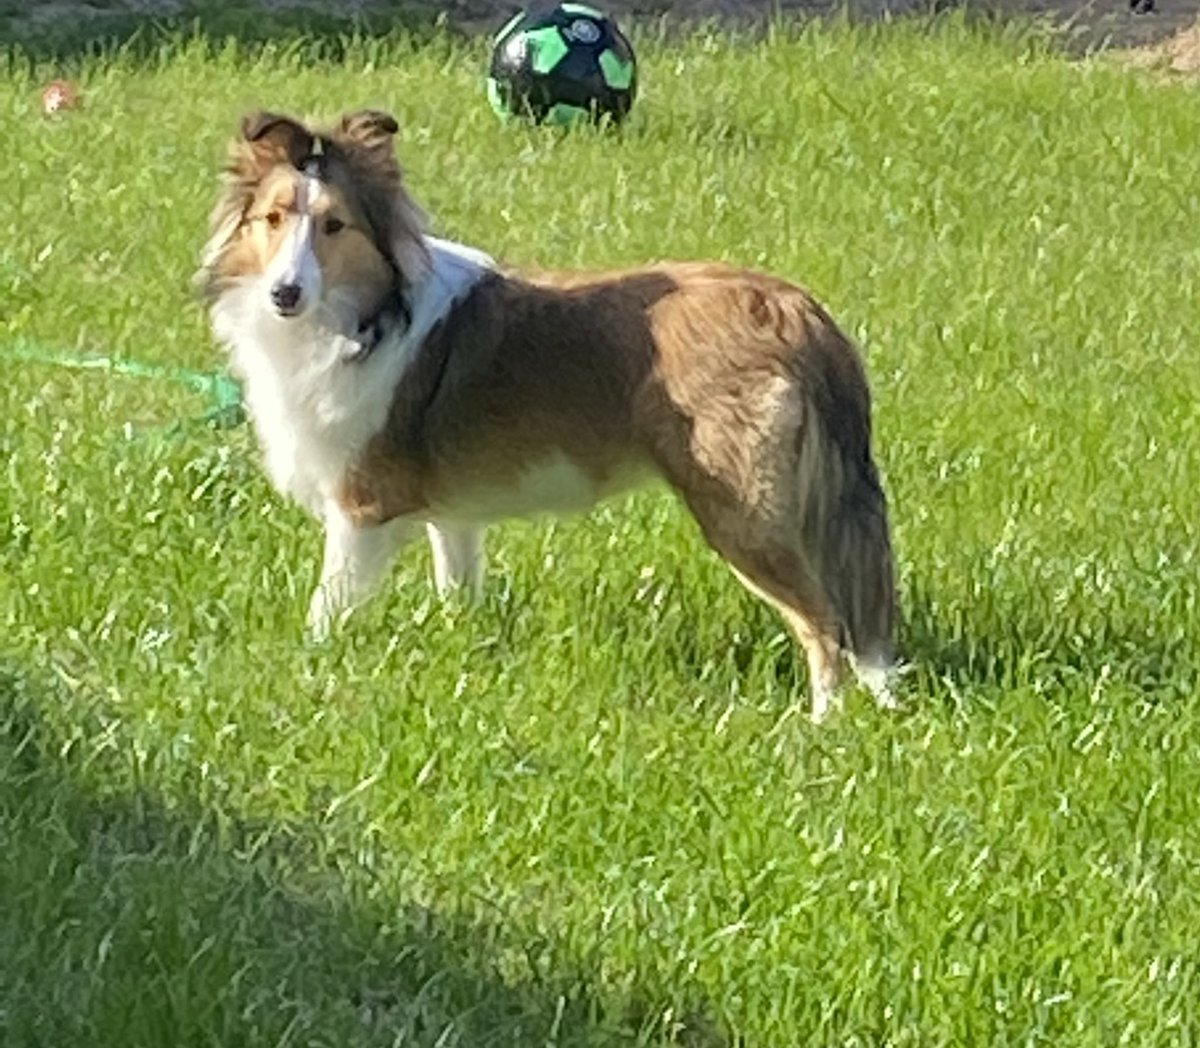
[41,79,82,115]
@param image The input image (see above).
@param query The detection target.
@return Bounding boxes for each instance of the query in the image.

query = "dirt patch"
[337,0,1200,52]
[1123,17,1200,72]
[5,0,1199,53]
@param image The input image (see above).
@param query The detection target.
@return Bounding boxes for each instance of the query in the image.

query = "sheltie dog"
[198,109,899,720]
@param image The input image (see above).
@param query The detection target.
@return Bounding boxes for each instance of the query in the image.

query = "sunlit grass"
[1,17,1198,1047]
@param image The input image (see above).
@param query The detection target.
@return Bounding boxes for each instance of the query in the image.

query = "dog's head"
[198,109,428,327]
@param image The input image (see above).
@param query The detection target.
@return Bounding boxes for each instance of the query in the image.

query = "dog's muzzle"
[271,282,303,316]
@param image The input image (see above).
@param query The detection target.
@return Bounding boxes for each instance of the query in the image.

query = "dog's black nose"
[271,283,302,313]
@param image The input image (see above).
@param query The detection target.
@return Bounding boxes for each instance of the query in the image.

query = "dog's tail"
[791,360,896,666]
[823,454,896,664]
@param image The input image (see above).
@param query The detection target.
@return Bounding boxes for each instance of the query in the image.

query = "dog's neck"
[341,237,496,365]
[343,283,410,364]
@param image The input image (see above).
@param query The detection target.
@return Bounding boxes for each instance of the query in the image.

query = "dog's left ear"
[337,110,400,153]
[240,110,315,168]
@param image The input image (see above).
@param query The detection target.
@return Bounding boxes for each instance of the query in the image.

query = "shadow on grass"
[0,663,730,1048]
[594,556,1193,705]
[898,577,1193,698]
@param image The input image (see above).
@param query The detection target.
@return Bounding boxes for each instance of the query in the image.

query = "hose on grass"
[4,339,245,436]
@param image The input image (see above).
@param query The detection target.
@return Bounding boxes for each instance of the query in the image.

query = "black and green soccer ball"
[487,3,637,126]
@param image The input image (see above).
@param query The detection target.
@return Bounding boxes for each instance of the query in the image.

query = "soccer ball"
[487,3,637,126]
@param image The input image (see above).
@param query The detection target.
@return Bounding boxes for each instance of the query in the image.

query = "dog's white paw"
[809,685,844,724]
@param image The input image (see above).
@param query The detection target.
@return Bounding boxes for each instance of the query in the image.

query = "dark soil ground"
[4,0,1198,55]
[450,0,1199,53]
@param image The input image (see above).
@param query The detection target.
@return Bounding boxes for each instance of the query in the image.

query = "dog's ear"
[239,110,314,167]
[337,110,400,153]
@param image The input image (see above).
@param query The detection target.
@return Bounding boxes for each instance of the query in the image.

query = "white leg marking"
[851,651,902,711]
[809,679,845,724]
[426,522,486,600]
[307,508,419,641]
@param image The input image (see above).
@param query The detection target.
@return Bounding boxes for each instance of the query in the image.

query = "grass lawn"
[2,15,1198,1046]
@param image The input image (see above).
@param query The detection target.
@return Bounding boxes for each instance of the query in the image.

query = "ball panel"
[598,48,634,90]
[486,76,509,119]
[546,102,591,126]
[526,25,570,75]
[493,10,524,42]
[559,2,606,17]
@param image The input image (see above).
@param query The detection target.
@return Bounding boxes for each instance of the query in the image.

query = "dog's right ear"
[239,110,314,167]
[337,109,400,151]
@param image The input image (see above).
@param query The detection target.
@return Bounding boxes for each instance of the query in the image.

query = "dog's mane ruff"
[195,162,255,302]
[196,109,430,302]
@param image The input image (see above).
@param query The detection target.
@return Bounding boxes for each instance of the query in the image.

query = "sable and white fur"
[199,108,899,720]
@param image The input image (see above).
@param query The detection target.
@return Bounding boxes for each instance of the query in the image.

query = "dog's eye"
[264,210,283,230]
[324,217,345,235]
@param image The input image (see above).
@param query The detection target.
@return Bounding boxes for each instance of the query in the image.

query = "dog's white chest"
[240,358,389,509]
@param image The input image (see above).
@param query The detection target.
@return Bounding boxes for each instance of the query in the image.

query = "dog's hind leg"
[673,449,896,721]
[426,522,486,600]
[724,549,846,723]
[307,506,420,641]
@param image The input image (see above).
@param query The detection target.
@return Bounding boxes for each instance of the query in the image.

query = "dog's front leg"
[307,505,418,641]
[426,522,486,600]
